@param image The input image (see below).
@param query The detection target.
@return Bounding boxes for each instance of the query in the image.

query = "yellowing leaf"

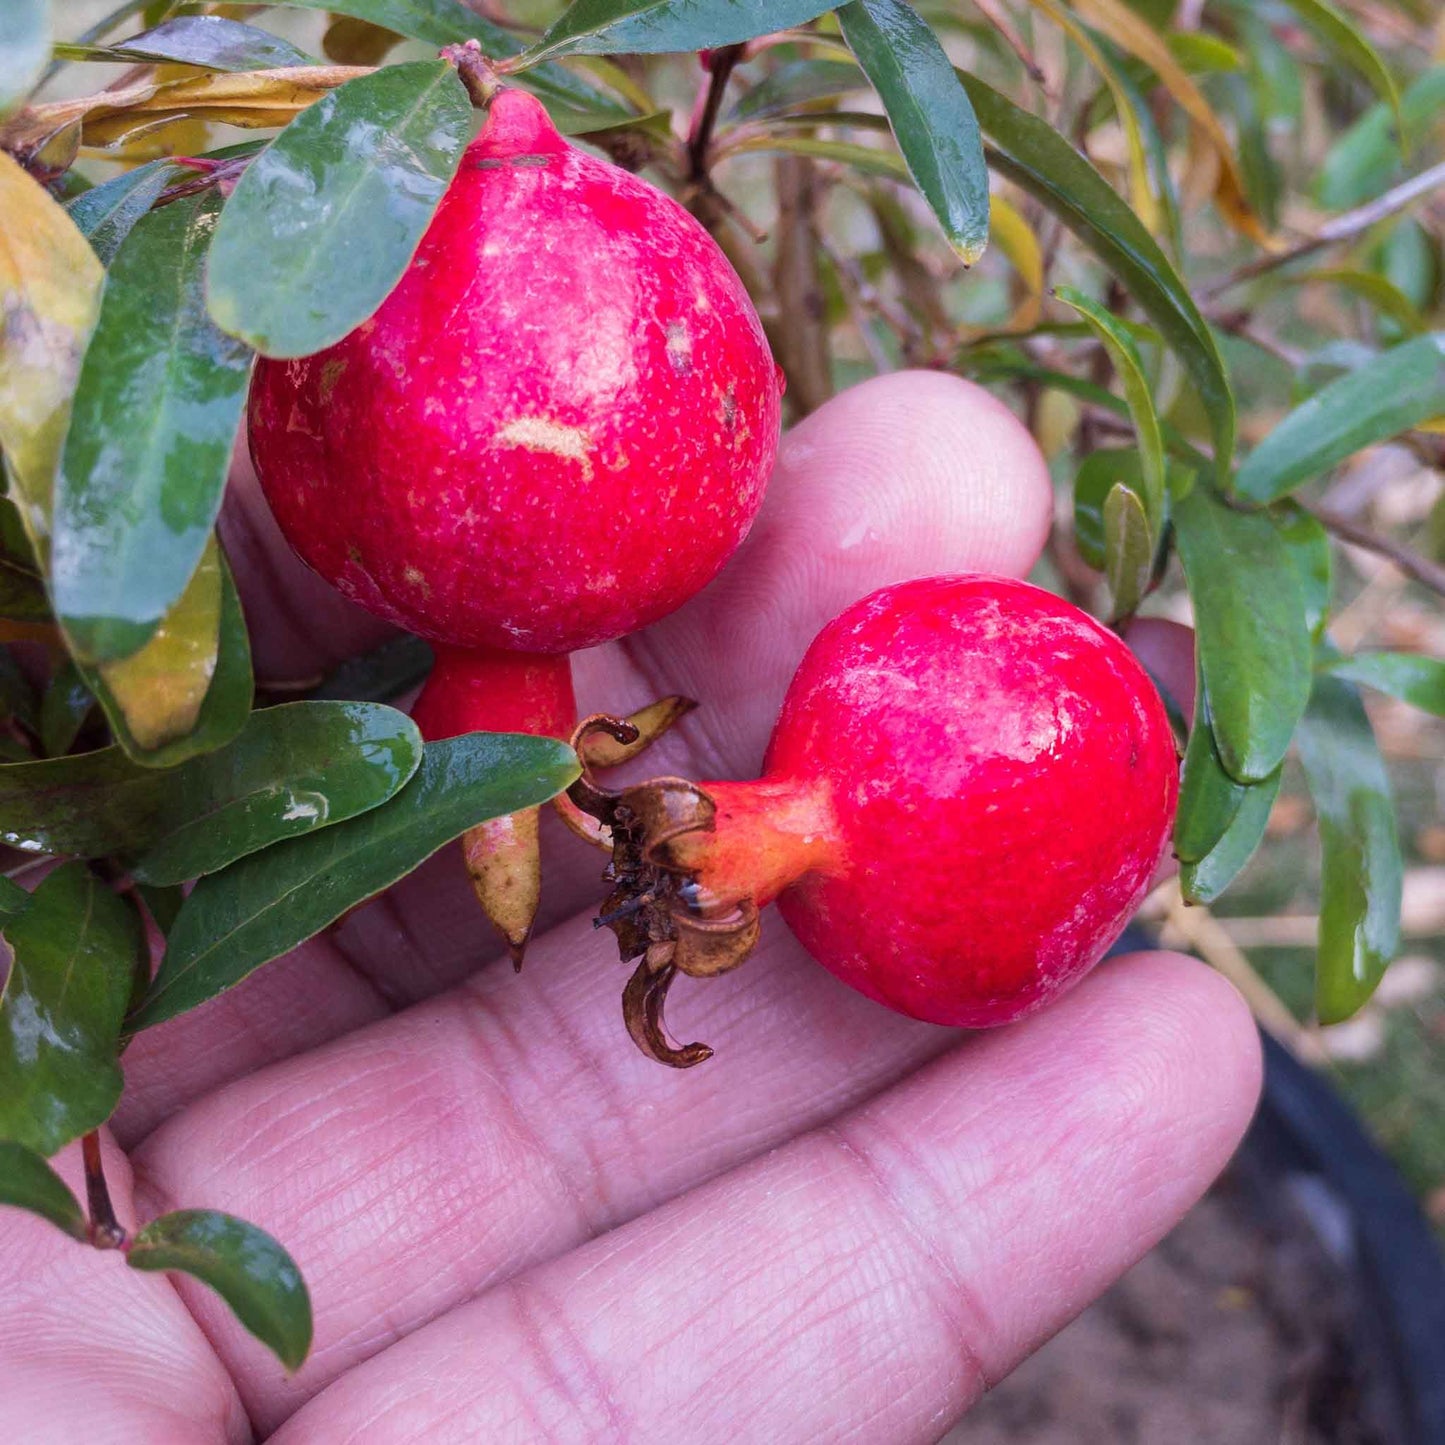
[988,191,1043,328]
[0,152,102,554]
[99,541,222,750]
[1071,0,1272,245]
[21,65,369,151]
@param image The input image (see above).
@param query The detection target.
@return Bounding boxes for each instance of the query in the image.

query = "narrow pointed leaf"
[1180,765,1281,904]
[1316,67,1445,209]
[65,160,177,268]
[1320,652,1445,716]
[1233,334,1445,504]
[313,634,433,704]
[526,0,835,61]
[0,0,49,119]
[836,0,988,262]
[1172,484,1311,782]
[129,734,579,1029]
[56,16,317,72]
[39,661,94,758]
[729,59,864,121]
[54,192,254,663]
[957,73,1234,481]
[1056,286,1164,531]
[205,61,471,359]
[0,862,144,1156]
[1175,679,1245,864]
[1296,675,1401,1024]
[1276,0,1401,135]
[0,701,422,884]
[1102,482,1152,621]
[0,1143,87,1241]
[128,1211,312,1371]
[0,154,102,553]
[83,543,253,769]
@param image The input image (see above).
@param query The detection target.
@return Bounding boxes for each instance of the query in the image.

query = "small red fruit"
[573,575,1179,1064]
[247,87,782,953]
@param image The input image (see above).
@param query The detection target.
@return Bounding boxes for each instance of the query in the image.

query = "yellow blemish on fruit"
[495,416,594,479]
[403,564,431,597]
[318,358,347,403]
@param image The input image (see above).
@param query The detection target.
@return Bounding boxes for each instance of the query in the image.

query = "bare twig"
[687,45,743,183]
[82,1131,127,1251]
[1302,500,1445,600]
[771,155,835,417]
[1203,160,1445,298]
[971,0,1048,86]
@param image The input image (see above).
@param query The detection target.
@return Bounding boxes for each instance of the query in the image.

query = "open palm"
[0,373,1260,1444]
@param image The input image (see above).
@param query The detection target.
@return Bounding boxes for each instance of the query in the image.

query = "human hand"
[0,372,1260,1443]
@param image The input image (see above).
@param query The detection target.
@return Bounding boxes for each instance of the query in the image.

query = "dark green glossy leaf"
[0,861,143,1156]
[836,0,988,263]
[1320,652,1445,717]
[1180,765,1281,905]
[729,59,864,121]
[1276,0,1400,133]
[1074,448,1137,571]
[1103,482,1151,621]
[1296,674,1401,1024]
[54,192,254,664]
[136,883,183,936]
[526,0,835,61]
[67,162,179,269]
[1234,334,1445,505]
[1172,483,1311,782]
[39,661,94,758]
[312,634,433,704]
[1316,67,1445,210]
[1056,285,1164,531]
[957,71,1235,482]
[82,546,253,769]
[55,16,316,71]
[0,876,32,922]
[1175,675,1243,864]
[0,1142,87,1241]
[0,556,50,623]
[0,700,422,885]
[1275,503,1332,638]
[129,734,580,1029]
[206,61,471,359]
[0,0,48,119]
[128,1210,312,1371]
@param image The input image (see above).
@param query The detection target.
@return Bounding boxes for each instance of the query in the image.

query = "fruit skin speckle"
[247,89,782,656]
[693,576,1180,1029]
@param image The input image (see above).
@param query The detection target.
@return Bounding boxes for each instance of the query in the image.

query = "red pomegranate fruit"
[247,85,783,955]
[570,575,1180,1065]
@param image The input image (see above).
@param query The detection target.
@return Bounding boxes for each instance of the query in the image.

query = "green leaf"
[1275,503,1332,639]
[1180,765,1281,904]
[725,132,912,183]
[1175,673,1242,864]
[65,161,177,269]
[54,192,254,664]
[129,733,580,1029]
[1074,448,1133,570]
[836,0,988,263]
[1172,484,1311,782]
[1102,482,1152,621]
[1055,285,1164,532]
[1320,652,1445,716]
[1233,334,1445,505]
[205,61,471,359]
[1316,66,1445,210]
[1296,674,1401,1024]
[956,71,1234,482]
[0,876,32,922]
[39,661,94,758]
[1259,267,1424,338]
[1275,0,1401,136]
[0,700,422,886]
[55,16,316,71]
[525,0,835,61]
[0,0,49,120]
[0,648,38,735]
[136,883,183,936]
[127,1210,312,1371]
[729,58,864,121]
[0,1142,87,1241]
[0,862,144,1156]
[82,544,253,769]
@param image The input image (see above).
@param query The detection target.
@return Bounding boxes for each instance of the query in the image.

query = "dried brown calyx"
[561,716,760,1068]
